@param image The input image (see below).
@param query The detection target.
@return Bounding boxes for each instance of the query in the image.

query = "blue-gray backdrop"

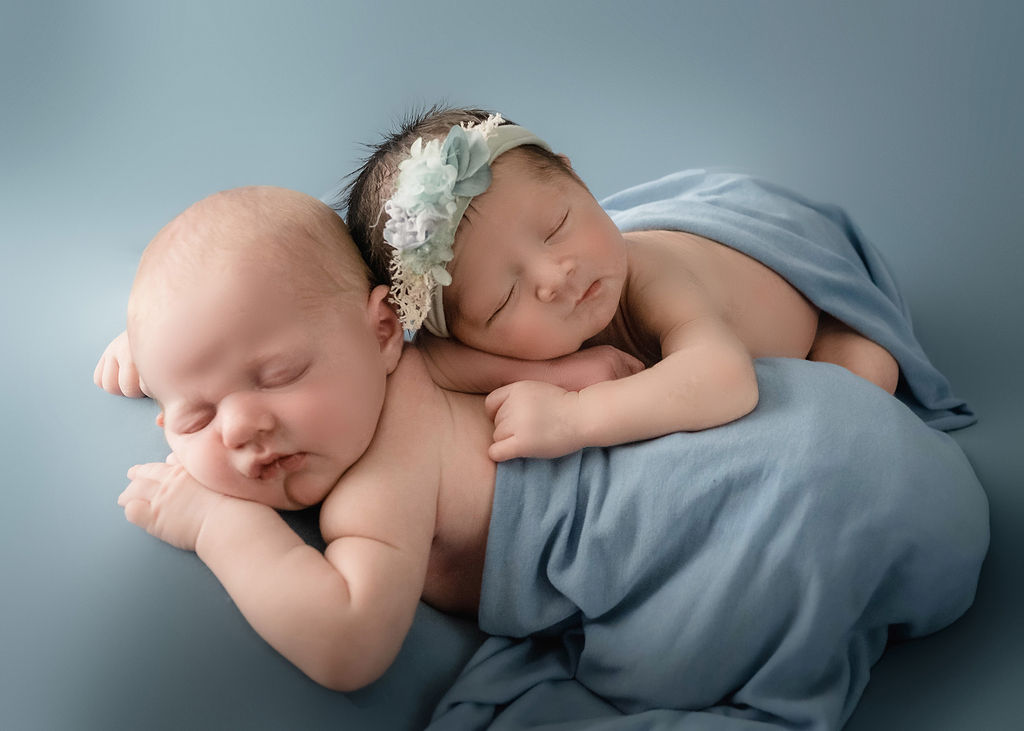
[2,2,1021,730]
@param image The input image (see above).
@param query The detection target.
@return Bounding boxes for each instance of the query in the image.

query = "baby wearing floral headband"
[343,106,904,461]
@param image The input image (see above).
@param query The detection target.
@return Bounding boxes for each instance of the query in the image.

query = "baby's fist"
[485,381,585,461]
[94,330,148,398]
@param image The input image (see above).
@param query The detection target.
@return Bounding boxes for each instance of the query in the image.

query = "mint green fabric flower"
[443,124,492,197]
[379,114,550,333]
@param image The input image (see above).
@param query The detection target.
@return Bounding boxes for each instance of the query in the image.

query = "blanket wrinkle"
[429,172,984,729]
[428,359,987,730]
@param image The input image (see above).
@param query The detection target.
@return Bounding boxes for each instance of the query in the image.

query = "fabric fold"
[602,169,973,430]
[429,359,988,730]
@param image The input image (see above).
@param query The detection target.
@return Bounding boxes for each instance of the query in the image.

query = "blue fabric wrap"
[602,169,973,430]
[429,359,988,730]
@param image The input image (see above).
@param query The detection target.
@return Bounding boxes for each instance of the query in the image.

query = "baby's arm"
[486,270,758,460]
[417,333,643,394]
[118,459,432,691]
[94,330,148,398]
[487,317,757,459]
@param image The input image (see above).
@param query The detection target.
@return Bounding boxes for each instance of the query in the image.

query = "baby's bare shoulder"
[625,229,818,358]
[624,229,720,282]
[320,349,447,547]
[622,231,720,333]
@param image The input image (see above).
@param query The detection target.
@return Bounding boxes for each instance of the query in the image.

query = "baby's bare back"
[620,230,820,360]
[422,384,497,614]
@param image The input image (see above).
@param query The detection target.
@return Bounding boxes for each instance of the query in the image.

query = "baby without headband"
[381,114,550,336]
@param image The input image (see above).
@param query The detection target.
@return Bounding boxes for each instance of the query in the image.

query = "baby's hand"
[549,345,643,392]
[94,330,148,398]
[118,459,226,552]
[485,381,585,461]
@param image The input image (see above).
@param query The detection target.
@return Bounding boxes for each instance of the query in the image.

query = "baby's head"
[343,106,627,360]
[128,187,404,509]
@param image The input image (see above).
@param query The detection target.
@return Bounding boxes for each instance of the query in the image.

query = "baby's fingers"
[92,355,106,389]
[127,462,173,481]
[118,360,144,398]
[96,354,122,395]
[118,478,150,507]
[485,385,513,421]
[491,416,516,443]
[122,498,154,528]
[488,436,523,463]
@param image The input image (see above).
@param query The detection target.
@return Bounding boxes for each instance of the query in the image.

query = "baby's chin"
[279,469,341,510]
[186,471,331,512]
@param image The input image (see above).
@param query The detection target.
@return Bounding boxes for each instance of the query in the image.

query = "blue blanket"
[429,359,988,730]
[602,170,973,430]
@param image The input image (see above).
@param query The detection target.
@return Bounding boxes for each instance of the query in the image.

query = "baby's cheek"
[171,439,227,494]
[508,320,575,360]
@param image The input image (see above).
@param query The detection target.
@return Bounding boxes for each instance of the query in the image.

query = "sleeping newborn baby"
[341,106,973,468]
[104,186,987,730]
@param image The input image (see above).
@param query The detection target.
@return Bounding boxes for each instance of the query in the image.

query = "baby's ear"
[557,153,574,170]
[155,411,165,428]
[366,284,404,374]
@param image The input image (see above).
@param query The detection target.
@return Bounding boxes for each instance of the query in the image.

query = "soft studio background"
[1,1,1021,729]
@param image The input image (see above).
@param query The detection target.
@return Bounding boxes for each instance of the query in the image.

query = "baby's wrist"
[568,389,599,448]
[194,494,250,558]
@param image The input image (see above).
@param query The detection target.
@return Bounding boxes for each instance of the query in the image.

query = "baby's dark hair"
[338,104,580,286]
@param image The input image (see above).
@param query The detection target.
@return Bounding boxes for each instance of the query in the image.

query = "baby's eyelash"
[260,363,308,389]
[177,409,214,434]
[488,285,515,325]
[546,209,569,241]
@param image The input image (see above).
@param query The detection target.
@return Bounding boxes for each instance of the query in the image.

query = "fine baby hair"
[341,105,579,334]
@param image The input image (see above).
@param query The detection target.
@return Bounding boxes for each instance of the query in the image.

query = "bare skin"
[110,188,499,693]
[100,185,895,697]
[595,229,897,389]
[363,347,496,615]
[419,152,899,461]
[123,343,497,687]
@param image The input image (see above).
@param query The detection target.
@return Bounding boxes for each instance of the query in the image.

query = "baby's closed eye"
[171,407,215,434]
[488,286,516,325]
[545,208,569,242]
[258,362,309,388]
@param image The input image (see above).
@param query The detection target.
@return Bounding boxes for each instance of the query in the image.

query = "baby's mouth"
[248,453,307,480]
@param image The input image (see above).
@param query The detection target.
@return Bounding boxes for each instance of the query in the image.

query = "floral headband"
[382,114,550,335]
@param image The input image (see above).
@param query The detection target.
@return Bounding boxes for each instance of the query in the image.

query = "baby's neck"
[583,279,660,368]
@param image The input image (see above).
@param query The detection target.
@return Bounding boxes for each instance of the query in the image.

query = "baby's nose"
[219,394,275,449]
[536,259,575,303]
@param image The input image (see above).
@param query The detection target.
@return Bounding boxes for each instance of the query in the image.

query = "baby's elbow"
[739,364,760,415]
[314,672,375,694]
[307,653,390,693]
[739,379,759,419]
[298,625,399,693]
[721,357,759,421]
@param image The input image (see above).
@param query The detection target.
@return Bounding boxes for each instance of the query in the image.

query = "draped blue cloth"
[428,172,985,729]
[602,170,973,430]
[429,359,988,730]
